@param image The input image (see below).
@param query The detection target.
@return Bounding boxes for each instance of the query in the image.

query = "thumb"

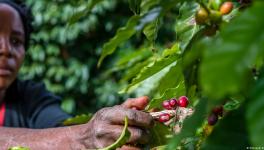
[122,96,149,110]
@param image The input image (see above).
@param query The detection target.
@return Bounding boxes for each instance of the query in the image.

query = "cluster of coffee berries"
[207,105,223,125]
[195,1,234,36]
[158,96,189,123]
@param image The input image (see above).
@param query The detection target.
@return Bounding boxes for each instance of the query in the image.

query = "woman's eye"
[10,37,23,46]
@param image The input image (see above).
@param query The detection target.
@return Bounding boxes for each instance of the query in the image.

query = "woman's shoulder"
[16,79,46,90]
[6,79,61,103]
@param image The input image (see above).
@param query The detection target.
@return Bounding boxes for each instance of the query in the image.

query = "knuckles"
[126,110,139,123]
[94,106,112,121]
[88,105,153,148]
[93,122,106,138]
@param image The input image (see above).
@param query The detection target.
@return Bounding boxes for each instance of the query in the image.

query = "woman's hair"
[0,0,33,50]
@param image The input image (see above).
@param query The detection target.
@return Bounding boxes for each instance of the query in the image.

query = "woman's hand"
[79,96,153,149]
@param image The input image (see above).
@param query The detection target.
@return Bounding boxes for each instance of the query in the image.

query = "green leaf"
[175,2,200,50]
[62,114,93,126]
[120,58,152,82]
[143,18,161,43]
[179,24,200,50]
[98,15,140,67]
[149,122,171,148]
[120,54,179,93]
[156,61,184,95]
[166,99,207,150]
[208,0,222,10]
[61,98,76,114]
[99,116,131,150]
[135,7,162,31]
[224,99,240,111]
[151,145,166,150]
[8,147,30,150]
[129,0,142,15]
[147,83,185,110]
[246,76,264,146]
[115,48,152,69]
[162,42,181,58]
[202,105,251,150]
[199,2,264,99]
[107,50,151,81]
[68,0,103,25]
[141,0,160,14]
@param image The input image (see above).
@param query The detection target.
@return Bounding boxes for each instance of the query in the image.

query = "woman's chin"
[0,79,11,91]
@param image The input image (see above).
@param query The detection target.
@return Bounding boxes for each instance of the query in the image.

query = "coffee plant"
[11,0,264,149]
[93,0,264,149]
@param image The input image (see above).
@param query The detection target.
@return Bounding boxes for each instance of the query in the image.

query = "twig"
[149,107,194,119]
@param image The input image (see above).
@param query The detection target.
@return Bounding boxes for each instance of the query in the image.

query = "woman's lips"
[0,67,12,76]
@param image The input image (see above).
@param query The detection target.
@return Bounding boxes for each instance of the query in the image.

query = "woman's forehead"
[0,3,24,35]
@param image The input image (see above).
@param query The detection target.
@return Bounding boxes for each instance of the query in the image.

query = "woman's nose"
[0,37,12,57]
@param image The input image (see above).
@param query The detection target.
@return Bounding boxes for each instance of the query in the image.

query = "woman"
[0,0,153,149]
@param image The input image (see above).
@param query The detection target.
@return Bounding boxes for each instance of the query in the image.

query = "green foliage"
[68,0,104,25]
[8,147,30,150]
[202,105,251,149]
[199,1,264,99]
[95,0,264,149]
[149,122,171,147]
[23,0,130,114]
[98,15,141,67]
[98,0,181,67]
[129,0,142,15]
[23,0,264,149]
[62,114,93,126]
[120,54,179,93]
[223,99,240,111]
[246,72,264,146]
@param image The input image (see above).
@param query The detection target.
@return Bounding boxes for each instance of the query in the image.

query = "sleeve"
[21,80,72,129]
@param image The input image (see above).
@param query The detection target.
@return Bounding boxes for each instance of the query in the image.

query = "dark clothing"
[3,79,71,128]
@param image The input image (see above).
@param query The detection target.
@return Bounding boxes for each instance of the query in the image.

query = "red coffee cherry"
[177,96,189,107]
[212,105,223,117]
[162,100,172,110]
[158,113,171,123]
[208,113,218,125]
[169,98,178,108]
[220,2,233,15]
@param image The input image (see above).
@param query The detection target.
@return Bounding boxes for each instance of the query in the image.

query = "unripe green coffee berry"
[195,7,209,25]
[209,10,222,23]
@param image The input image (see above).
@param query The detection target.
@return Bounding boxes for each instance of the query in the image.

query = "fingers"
[96,106,153,128]
[95,124,150,145]
[122,96,149,110]
[90,97,153,149]
[127,126,150,144]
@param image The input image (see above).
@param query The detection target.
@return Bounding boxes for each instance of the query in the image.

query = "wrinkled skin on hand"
[80,96,154,150]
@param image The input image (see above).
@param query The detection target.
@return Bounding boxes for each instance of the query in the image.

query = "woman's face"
[0,4,25,91]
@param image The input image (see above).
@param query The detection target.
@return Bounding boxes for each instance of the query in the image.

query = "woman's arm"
[0,96,153,150]
[0,125,86,150]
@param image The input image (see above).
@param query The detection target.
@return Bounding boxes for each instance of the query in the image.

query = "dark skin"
[0,4,153,150]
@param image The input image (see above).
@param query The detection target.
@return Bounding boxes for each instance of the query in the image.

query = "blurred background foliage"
[21,0,178,115]
[21,0,135,114]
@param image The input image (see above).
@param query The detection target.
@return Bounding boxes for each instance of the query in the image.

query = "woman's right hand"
[79,96,154,149]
